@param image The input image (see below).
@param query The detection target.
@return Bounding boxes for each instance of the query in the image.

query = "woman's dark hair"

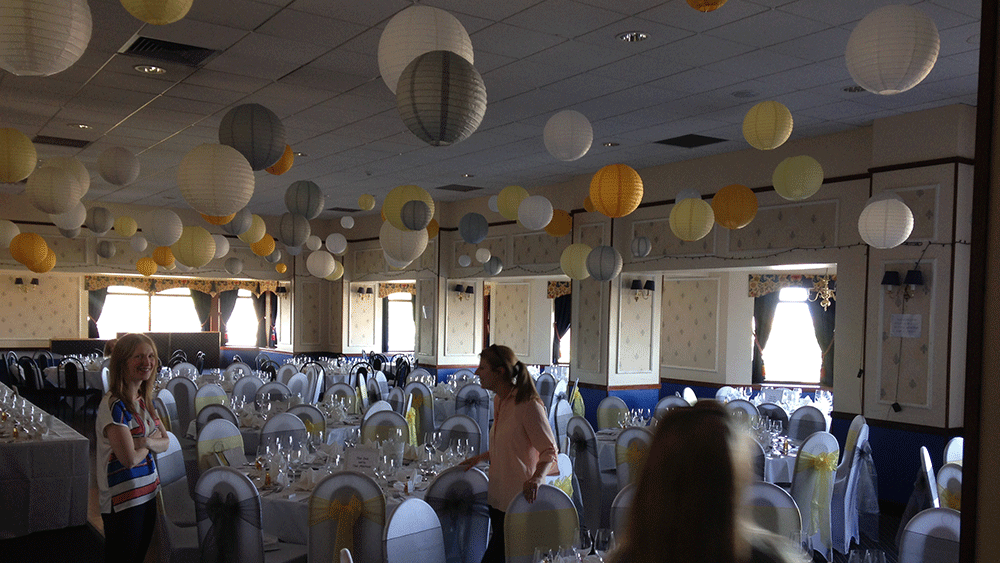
[480,344,540,405]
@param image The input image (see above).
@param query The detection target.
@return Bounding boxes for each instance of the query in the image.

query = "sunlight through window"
[761,287,822,384]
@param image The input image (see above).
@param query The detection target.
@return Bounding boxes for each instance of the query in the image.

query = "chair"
[361,410,408,444]
[425,466,490,563]
[196,403,239,436]
[155,490,200,563]
[351,362,373,387]
[566,416,602,532]
[454,383,490,451]
[596,396,628,430]
[256,381,292,404]
[277,363,300,385]
[155,431,197,527]
[173,362,199,378]
[404,381,436,440]
[194,383,228,413]
[724,399,759,425]
[308,471,386,563]
[326,382,359,414]
[286,372,309,400]
[750,439,766,481]
[407,367,432,386]
[34,349,55,369]
[363,400,393,421]
[287,404,326,437]
[232,375,264,404]
[387,387,406,414]
[832,416,870,553]
[715,385,737,402]
[897,446,943,549]
[943,437,963,465]
[937,463,962,511]
[340,548,354,563]
[549,398,573,452]
[374,371,390,399]
[57,356,101,422]
[536,373,556,413]
[545,453,582,520]
[392,356,411,388]
[166,377,198,438]
[302,361,326,403]
[756,402,789,432]
[787,405,828,444]
[225,361,254,380]
[18,355,56,410]
[653,395,689,419]
[610,483,634,535]
[367,377,382,403]
[504,484,579,563]
[898,508,960,563]
[790,431,839,560]
[383,497,447,563]
[552,378,567,402]
[197,419,246,471]
[439,414,482,455]
[260,412,308,449]
[615,427,651,491]
[194,466,307,563]
[743,482,802,539]
[156,388,181,435]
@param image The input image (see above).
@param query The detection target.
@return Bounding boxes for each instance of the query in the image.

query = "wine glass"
[574,528,593,556]
[594,529,615,558]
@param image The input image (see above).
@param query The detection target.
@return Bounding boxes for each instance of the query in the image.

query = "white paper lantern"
[631,236,652,258]
[213,234,230,259]
[219,103,286,170]
[225,257,244,276]
[98,147,140,185]
[0,0,92,77]
[396,50,487,147]
[146,209,184,247]
[380,221,428,266]
[305,235,322,251]
[278,213,311,248]
[846,5,939,95]
[0,219,20,248]
[50,201,87,230]
[87,206,114,235]
[26,166,83,214]
[377,5,474,93]
[544,110,593,161]
[483,256,503,277]
[284,244,302,257]
[384,251,412,270]
[285,180,325,219]
[177,143,255,217]
[517,195,554,231]
[586,246,623,282]
[401,199,433,231]
[326,233,348,255]
[130,234,148,253]
[488,195,499,213]
[341,216,355,229]
[458,254,472,268]
[858,192,914,249]
[459,213,489,244]
[265,249,282,264]
[59,227,80,239]
[306,250,336,278]
[171,226,215,268]
[475,248,491,263]
[221,208,253,237]
[40,156,90,195]
[97,240,116,259]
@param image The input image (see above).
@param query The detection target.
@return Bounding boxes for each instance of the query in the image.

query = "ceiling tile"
[704,9,830,48]
[503,0,626,39]
[256,9,369,47]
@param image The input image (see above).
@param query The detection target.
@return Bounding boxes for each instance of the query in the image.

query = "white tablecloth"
[241,422,358,456]
[42,366,103,390]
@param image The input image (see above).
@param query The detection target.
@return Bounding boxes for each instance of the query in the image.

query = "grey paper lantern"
[218,103,286,170]
[586,245,623,282]
[488,195,499,213]
[326,233,348,255]
[130,234,148,253]
[278,213,311,247]
[212,234,230,259]
[401,199,432,231]
[483,256,503,277]
[459,212,488,244]
[225,257,244,276]
[458,254,471,267]
[98,147,140,185]
[59,227,80,239]
[147,208,183,247]
[285,180,325,219]
[97,240,116,259]
[631,236,651,258]
[307,251,336,278]
[396,50,487,147]
[266,249,282,264]
[305,235,322,251]
[87,206,114,235]
[221,208,253,236]
[50,201,86,230]
[284,244,302,256]
[341,216,355,229]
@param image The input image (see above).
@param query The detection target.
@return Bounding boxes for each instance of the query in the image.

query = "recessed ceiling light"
[69,123,91,129]
[616,31,648,42]
[603,142,619,147]
[843,85,866,93]
[294,152,307,157]
[732,90,757,99]
[133,64,166,75]
[462,173,475,178]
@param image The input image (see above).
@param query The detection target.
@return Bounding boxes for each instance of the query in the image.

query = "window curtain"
[751,292,781,384]
[88,288,108,337]
[553,294,572,363]
[218,290,239,345]
[806,299,836,388]
[253,293,267,348]
[190,290,213,331]
[268,292,278,347]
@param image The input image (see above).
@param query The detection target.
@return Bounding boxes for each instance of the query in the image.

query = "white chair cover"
[155,490,200,563]
[566,416,602,532]
[408,367,432,386]
[404,381,436,440]
[302,361,325,404]
[361,410,409,444]
[790,431,839,560]
[682,387,698,405]
[197,419,246,472]
[455,384,490,452]
[610,483,634,535]
[936,463,962,511]
[724,399,759,424]
[260,412,307,449]
[364,400,393,421]
[787,405,828,444]
[157,431,188,487]
[504,484,579,563]
[387,387,406,414]
[340,548,354,563]
[232,376,264,404]
[425,467,490,563]
[553,379,567,402]
[750,438,766,481]
[367,377,382,403]
[277,363,299,385]
[326,382,359,414]
[452,368,475,383]
[716,386,737,402]
[256,381,292,404]
[549,398,573,452]
[544,453,575,500]
[897,446,943,548]
[439,414,482,455]
[287,404,326,437]
[756,402,789,432]
[943,437,963,466]
[654,395,689,419]
[374,371,390,398]
[384,498,447,563]
[196,403,239,436]
[156,431,197,527]
[173,362,199,378]
[536,373,556,413]
[308,471,386,563]
[596,396,627,430]
[615,427,651,491]
[225,361,254,380]
[743,481,802,539]
[166,377,198,436]
[156,388,180,434]
[286,373,309,400]
[832,418,872,553]
[898,508,960,563]
[195,383,229,414]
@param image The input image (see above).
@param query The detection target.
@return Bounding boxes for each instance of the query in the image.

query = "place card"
[346,446,378,471]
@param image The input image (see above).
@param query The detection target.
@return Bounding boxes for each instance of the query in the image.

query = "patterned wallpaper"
[633,218,714,256]
[729,201,838,251]
[492,283,531,356]
[660,279,719,371]
[299,279,322,346]
[0,275,81,342]
[355,249,384,277]
[445,288,476,356]
[894,185,938,240]
[576,224,605,372]
[418,240,436,270]
[417,279,436,355]
[618,285,654,373]
[327,279,342,347]
[48,236,87,264]
[879,267,933,407]
[348,285,375,348]
[512,232,564,265]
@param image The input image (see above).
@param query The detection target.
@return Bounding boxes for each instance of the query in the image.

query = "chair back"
[936,463,962,511]
[743,481,802,538]
[165,377,198,435]
[156,388,180,434]
[898,508,960,563]
[439,414,482,455]
[408,367,432,386]
[364,400,393,420]
[544,453,577,509]
[196,403,238,436]
[194,466,265,563]
[503,484,579,563]
[550,398,573,452]
[790,431,839,560]
[404,381,436,440]
[288,404,327,437]
[276,363,299,385]
[224,361,253,380]
[361,410,409,444]
[173,362,198,378]
[387,387,406,414]
[566,416,600,532]
[260,412,307,449]
[787,405,828,444]
[194,383,228,413]
[724,399,759,425]
[383,498,447,563]
[943,437,963,466]
[59,357,85,391]
[367,377,382,403]
[155,431,188,487]
[255,381,291,404]
[921,446,940,508]
[596,396,627,430]
[536,373,556,413]
[326,382,359,414]
[836,415,867,482]
[750,438,766,481]
[425,467,490,563]
[756,402,789,432]
[231,375,264,404]
[17,356,43,391]
[654,395,689,419]
[610,483,634,535]
[716,385,737,401]
[302,361,326,403]
[309,471,386,563]
[374,371,390,398]
[287,372,309,400]
[615,427,651,491]
[196,419,246,471]
[455,384,490,451]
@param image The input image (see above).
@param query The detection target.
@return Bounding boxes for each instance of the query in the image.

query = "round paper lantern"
[341,216,355,229]
[384,251,411,270]
[114,216,138,238]
[545,210,572,237]
[50,201,86,230]
[152,246,175,268]
[0,128,37,182]
[379,221,428,266]
[177,143,255,217]
[284,245,301,257]
[488,195,499,213]
[427,218,440,239]
[383,185,435,231]
[325,233,348,255]
[305,235,322,251]
[120,0,192,25]
[518,195,554,231]
[278,213,311,247]
[201,213,235,225]
[590,164,643,218]
[711,184,758,230]
[0,0,91,77]
[631,236,651,258]
[325,260,344,281]
[583,196,596,213]
[130,234,148,253]
[396,50,487,147]
[59,227,80,239]
[285,180,324,219]
[250,233,276,257]
[377,5,474,94]
[358,194,376,211]
[306,250,336,278]
[97,240,116,259]
[400,200,432,231]
[98,147,139,185]
[498,185,529,221]
[560,244,592,280]
[743,101,793,151]
[165,262,177,271]
[218,103,286,170]
[773,156,824,201]
[146,209,183,247]
[266,145,294,175]
[29,247,56,273]
[212,234,230,259]
[224,257,243,276]
[858,192,914,249]
[10,233,47,266]
[237,214,266,244]
[458,254,472,267]
[687,0,727,12]
[136,256,157,277]
[41,156,89,195]
[0,219,19,248]
[459,213,489,244]
[586,246,623,282]
[222,208,253,236]
[544,110,593,161]
[26,166,82,215]
[475,248,491,263]
[483,256,503,276]
[275,263,287,274]
[87,206,114,235]
[265,249,282,264]
[846,5,939,95]
[670,198,715,241]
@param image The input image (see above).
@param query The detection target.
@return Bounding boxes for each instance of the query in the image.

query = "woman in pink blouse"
[460,344,558,563]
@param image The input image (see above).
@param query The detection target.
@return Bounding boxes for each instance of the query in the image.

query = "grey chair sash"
[425,484,489,563]
[195,491,261,563]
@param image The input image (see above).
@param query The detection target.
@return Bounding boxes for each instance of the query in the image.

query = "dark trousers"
[102,498,157,563]
[482,505,506,563]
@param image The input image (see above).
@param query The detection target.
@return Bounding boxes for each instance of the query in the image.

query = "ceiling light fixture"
[843,85,866,93]
[462,173,474,178]
[69,123,91,129]
[603,142,619,147]
[616,31,648,42]
[293,152,307,157]
[133,64,166,75]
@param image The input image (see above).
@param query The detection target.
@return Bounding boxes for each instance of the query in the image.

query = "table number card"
[346,446,378,471]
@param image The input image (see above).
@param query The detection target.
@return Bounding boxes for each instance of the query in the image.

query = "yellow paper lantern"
[201,213,235,225]
[324,260,345,281]
[136,257,157,276]
[9,233,47,266]
[497,185,529,221]
[545,209,573,237]
[687,0,727,12]
[251,233,276,257]
[773,156,824,201]
[119,0,192,25]
[0,128,37,183]
[382,185,435,232]
[171,226,216,268]
[743,101,793,150]
[711,184,758,230]
[670,198,715,241]
[177,143,255,217]
[427,218,440,239]
[237,214,266,244]
[590,164,643,218]
[114,216,138,238]
[583,195,596,213]
[275,263,287,274]
[358,194,376,211]
[28,247,56,273]
[265,145,294,175]
[560,243,592,281]
[152,246,175,268]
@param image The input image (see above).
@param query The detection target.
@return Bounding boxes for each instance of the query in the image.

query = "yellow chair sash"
[615,441,647,482]
[410,393,425,435]
[938,484,961,511]
[195,394,226,413]
[505,507,578,557]
[357,384,368,408]
[570,387,585,417]
[198,435,243,470]
[405,407,418,445]
[794,449,838,547]
[551,475,573,498]
[304,420,324,438]
[309,494,385,557]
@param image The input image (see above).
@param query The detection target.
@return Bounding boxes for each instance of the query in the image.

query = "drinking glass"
[574,528,593,555]
[593,529,615,558]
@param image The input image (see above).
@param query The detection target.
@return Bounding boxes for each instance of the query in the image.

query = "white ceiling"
[0,0,982,217]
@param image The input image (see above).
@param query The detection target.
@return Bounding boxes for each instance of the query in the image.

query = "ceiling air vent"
[121,36,218,67]
[655,134,728,149]
[33,135,90,148]
[435,184,481,193]
[327,207,361,213]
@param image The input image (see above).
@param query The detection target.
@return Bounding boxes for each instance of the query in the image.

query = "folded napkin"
[240,412,265,429]
[317,441,343,458]
[294,468,324,491]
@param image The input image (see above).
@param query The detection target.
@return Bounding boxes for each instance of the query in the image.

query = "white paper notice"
[346,446,378,471]
[890,314,921,338]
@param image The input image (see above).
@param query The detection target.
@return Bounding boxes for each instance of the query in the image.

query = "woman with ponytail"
[460,344,558,563]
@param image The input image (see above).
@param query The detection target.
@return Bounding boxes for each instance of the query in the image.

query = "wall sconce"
[882,269,923,300]
[356,286,373,300]
[631,279,654,301]
[275,286,288,294]
[14,277,38,293]
[454,284,474,301]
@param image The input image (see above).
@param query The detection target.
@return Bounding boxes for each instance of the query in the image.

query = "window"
[384,292,415,353]
[97,286,200,337]
[226,289,259,347]
[557,328,571,364]
[760,287,822,384]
